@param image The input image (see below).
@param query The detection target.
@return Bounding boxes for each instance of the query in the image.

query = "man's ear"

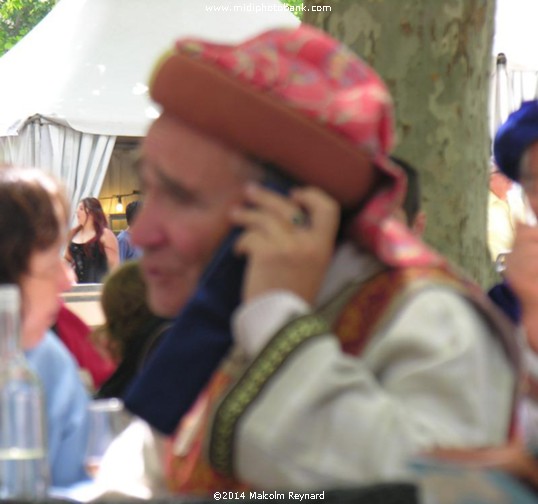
[411,211,427,237]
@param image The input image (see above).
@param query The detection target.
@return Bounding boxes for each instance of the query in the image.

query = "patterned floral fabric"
[176,27,394,157]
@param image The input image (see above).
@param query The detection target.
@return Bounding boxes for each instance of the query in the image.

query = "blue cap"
[494,100,538,181]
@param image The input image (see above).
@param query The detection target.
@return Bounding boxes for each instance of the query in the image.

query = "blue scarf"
[488,280,521,325]
[123,229,245,435]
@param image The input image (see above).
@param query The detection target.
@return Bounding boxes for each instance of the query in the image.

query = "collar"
[316,242,386,306]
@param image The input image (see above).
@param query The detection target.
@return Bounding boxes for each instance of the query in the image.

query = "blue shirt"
[117,229,142,262]
[26,331,90,486]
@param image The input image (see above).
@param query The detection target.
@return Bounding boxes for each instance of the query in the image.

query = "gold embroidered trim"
[209,314,329,476]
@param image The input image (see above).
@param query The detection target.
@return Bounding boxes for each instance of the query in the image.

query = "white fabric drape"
[0,116,116,217]
[509,69,538,110]
[491,54,538,138]
[491,56,514,138]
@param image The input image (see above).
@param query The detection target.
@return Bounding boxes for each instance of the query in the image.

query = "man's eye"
[162,186,196,205]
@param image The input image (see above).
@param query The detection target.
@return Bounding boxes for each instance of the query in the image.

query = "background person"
[52,303,116,392]
[494,100,538,449]
[488,160,533,264]
[65,197,119,283]
[0,166,90,487]
[117,201,143,263]
[93,261,171,399]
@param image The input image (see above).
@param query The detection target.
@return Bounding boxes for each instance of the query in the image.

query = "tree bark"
[304,0,496,287]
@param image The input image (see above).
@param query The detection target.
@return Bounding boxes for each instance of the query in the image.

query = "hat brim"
[150,52,379,208]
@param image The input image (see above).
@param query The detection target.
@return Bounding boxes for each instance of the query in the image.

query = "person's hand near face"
[231,183,340,305]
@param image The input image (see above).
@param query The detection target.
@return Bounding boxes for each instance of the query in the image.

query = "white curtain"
[509,69,538,109]
[0,116,116,218]
[491,56,514,138]
[491,54,538,139]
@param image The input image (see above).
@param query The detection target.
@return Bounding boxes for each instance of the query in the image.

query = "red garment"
[54,304,116,388]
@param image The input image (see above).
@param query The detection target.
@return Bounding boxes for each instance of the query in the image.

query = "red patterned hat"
[150,25,396,208]
[149,25,443,267]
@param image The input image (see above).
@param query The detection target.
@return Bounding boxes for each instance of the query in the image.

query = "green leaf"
[0,0,58,57]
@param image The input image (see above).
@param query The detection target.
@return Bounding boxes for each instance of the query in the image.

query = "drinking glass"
[84,398,128,479]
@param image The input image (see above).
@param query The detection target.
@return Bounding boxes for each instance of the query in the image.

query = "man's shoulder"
[371,266,507,329]
[27,330,78,369]
[351,266,470,310]
[335,266,480,353]
[117,230,129,241]
[362,268,519,369]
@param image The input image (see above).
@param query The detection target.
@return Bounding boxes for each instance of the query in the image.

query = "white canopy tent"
[490,0,538,136]
[2,0,530,204]
[0,0,299,208]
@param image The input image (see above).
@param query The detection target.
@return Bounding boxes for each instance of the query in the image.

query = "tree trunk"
[304,0,496,287]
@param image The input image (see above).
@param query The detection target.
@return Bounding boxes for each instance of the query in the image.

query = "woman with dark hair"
[66,197,119,283]
[93,261,170,399]
[0,166,90,486]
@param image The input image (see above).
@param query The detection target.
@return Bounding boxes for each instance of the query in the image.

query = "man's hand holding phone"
[230,183,340,305]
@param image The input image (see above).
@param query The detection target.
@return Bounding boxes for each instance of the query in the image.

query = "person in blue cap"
[493,100,538,445]
[492,101,538,327]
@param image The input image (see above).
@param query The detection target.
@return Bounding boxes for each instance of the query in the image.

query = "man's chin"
[148,300,177,319]
[147,290,184,319]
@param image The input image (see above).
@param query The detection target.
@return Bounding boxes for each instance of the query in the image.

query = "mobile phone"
[123,173,295,435]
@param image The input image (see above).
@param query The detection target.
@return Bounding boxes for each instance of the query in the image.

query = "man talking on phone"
[97,26,519,497]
